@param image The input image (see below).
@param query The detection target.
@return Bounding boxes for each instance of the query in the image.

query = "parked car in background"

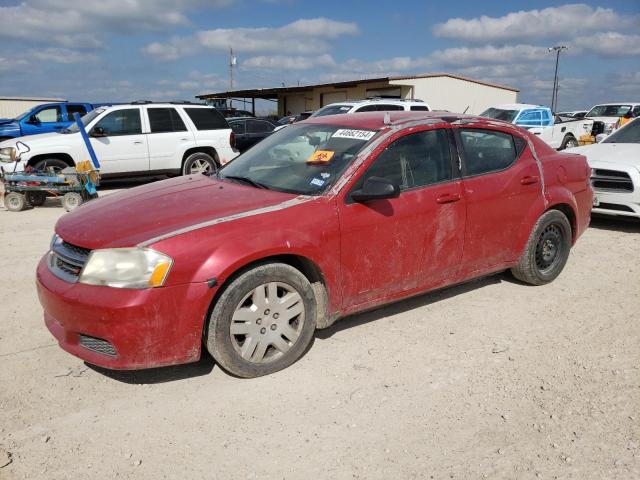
[567,117,640,219]
[310,98,430,118]
[585,103,640,135]
[0,102,98,141]
[557,110,587,119]
[228,117,278,152]
[0,103,238,176]
[37,111,592,378]
[277,111,313,125]
[480,103,595,150]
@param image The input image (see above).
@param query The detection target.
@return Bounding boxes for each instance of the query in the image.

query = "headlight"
[79,248,172,289]
[0,146,16,163]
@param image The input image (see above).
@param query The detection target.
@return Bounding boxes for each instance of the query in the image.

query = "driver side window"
[94,109,142,136]
[34,106,62,123]
[362,129,453,191]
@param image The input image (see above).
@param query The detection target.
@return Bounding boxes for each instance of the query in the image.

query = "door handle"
[520,175,539,185]
[133,140,143,144]
[179,138,189,141]
[436,193,461,204]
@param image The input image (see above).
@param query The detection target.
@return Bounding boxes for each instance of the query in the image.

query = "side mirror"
[351,176,400,203]
[90,126,107,137]
[27,115,40,124]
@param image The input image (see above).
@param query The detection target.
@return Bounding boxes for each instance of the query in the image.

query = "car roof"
[324,99,427,107]
[302,111,497,130]
[491,103,545,110]
[589,102,640,106]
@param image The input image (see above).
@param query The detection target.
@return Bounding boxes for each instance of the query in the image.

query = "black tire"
[511,210,572,285]
[4,192,27,212]
[0,137,12,143]
[26,191,47,206]
[560,134,579,150]
[206,263,317,378]
[33,158,69,174]
[182,152,217,176]
[62,192,83,212]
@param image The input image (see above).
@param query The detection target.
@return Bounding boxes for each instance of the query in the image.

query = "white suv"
[310,98,431,118]
[0,102,238,177]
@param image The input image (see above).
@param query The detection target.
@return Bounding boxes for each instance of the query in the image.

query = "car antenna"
[463,105,470,114]
[383,112,391,125]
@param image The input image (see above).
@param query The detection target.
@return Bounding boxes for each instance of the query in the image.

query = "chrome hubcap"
[189,158,213,175]
[230,282,305,364]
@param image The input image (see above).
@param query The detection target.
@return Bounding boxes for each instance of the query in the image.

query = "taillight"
[230,132,236,149]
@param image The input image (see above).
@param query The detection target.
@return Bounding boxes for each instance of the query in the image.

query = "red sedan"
[37,112,592,378]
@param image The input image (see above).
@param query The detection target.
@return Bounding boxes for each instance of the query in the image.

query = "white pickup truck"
[480,103,595,150]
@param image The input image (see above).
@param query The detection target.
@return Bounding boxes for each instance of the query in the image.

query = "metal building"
[196,73,518,116]
[0,96,66,119]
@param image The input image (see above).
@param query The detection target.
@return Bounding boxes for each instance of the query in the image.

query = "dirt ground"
[0,187,638,480]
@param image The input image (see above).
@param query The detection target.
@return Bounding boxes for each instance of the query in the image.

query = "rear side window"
[66,104,87,118]
[459,129,518,176]
[410,105,429,111]
[148,108,187,133]
[229,121,245,134]
[247,120,274,133]
[184,108,228,130]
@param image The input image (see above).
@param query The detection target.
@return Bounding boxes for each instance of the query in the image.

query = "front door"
[89,108,149,175]
[21,105,66,135]
[338,127,466,309]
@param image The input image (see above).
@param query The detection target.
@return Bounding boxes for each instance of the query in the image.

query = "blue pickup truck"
[0,102,98,141]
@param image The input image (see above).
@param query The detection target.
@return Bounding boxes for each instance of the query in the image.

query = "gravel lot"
[0,188,639,480]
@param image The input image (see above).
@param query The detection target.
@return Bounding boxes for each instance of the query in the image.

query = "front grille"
[48,238,91,283]
[591,169,634,193]
[79,334,117,357]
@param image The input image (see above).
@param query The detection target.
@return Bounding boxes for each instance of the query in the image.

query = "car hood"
[0,118,17,125]
[586,116,619,126]
[56,175,302,249]
[567,143,640,168]
[9,131,76,149]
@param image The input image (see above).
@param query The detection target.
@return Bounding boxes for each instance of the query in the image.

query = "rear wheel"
[206,263,317,378]
[4,192,27,212]
[62,192,83,212]
[560,135,579,150]
[183,152,217,176]
[511,210,572,285]
[33,158,69,174]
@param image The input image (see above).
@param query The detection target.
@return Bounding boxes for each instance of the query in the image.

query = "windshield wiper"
[221,175,268,189]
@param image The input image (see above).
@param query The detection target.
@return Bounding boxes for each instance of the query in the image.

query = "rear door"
[244,119,275,150]
[21,105,66,135]
[89,107,149,174]
[455,126,540,274]
[338,127,466,308]
[144,107,194,171]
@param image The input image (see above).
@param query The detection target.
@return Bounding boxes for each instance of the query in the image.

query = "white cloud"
[243,54,336,70]
[571,33,640,57]
[142,18,358,60]
[433,4,638,43]
[430,44,548,67]
[0,0,232,48]
[28,47,98,64]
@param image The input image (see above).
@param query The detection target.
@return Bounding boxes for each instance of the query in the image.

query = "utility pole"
[229,47,236,108]
[548,45,567,112]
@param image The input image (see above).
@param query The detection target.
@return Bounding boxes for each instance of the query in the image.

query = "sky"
[0,0,638,114]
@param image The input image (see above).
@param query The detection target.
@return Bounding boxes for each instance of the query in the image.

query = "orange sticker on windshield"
[307,150,335,163]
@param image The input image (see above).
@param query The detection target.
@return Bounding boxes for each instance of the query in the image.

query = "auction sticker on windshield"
[307,150,335,163]
[332,129,376,141]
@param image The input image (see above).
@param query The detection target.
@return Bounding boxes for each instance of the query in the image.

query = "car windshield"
[311,105,353,117]
[479,108,519,123]
[586,105,632,117]
[14,108,35,121]
[219,123,377,195]
[64,108,105,133]
[602,118,640,144]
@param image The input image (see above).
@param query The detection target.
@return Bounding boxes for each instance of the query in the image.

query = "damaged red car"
[37,112,592,378]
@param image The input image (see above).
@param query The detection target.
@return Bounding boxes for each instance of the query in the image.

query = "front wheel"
[33,158,69,174]
[4,192,27,212]
[511,210,572,285]
[182,152,217,176]
[206,263,317,378]
[560,135,579,150]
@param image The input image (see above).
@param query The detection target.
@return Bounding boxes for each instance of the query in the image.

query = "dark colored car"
[228,117,278,152]
[277,112,313,125]
[37,112,592,378]
[217,108,255,118]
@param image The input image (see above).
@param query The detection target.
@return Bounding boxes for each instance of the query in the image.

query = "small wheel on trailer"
[61,192,83,212]
[26,191,47,207]
[4,192,27,212]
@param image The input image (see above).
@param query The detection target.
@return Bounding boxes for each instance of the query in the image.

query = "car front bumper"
[590,163,640,219]
[37,255,215,370]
